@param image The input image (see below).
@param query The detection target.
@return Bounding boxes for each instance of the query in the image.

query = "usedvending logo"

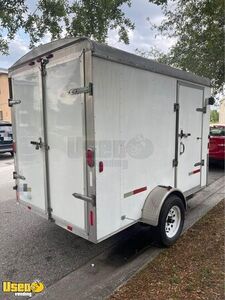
[2,280,45,297]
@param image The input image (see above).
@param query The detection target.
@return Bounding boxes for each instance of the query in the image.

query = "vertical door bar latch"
[30,137,49,150]
[68,82,93,96]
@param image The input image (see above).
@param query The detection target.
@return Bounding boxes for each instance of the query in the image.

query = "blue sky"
[0,0,175,69]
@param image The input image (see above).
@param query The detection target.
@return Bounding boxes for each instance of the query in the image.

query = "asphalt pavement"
[0,154,224,300]
[0,154,14,203]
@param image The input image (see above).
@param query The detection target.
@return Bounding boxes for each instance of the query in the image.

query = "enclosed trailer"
[9,37,212,246]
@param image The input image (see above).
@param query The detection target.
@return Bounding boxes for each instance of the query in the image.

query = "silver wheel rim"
[165,205,181,238]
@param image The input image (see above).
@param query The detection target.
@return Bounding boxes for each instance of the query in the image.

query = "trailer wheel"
[157,195,185,247]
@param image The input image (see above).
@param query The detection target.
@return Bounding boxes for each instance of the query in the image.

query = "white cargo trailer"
[9,37,213,246]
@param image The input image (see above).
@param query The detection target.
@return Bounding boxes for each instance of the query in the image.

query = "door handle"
[180,142,185,155]
[179,129,191,138]
[30,137,43,150]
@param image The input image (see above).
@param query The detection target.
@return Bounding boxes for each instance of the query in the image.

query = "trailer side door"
[176,82,204,194]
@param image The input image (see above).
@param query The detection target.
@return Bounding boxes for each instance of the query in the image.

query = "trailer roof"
[10,37,211,87]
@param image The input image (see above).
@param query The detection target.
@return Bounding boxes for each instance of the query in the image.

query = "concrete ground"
[0,153,224,300]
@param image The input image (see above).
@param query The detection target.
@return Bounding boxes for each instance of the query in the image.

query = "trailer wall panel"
[93,58,122,239]
[119,65,176,228]
[93,57,176,240]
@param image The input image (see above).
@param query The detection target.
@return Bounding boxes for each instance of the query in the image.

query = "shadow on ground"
[0,153,13,160]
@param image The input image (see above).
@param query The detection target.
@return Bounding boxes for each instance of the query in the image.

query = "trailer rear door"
[177,83,203,193]
[12,50,88,233]
[12,68,46,212]
[45,51,87,231]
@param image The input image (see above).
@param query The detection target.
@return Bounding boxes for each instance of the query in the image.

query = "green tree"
[0,0,28,54]
[0,0,136,54]
[25,0,137,46]
[0,0,167,55]
[210,110,219,123]
[146,0,224,93]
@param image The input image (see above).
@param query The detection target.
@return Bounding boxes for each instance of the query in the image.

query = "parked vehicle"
[0,121,13,156]
[209,124,225,162]
[9,37,213,246]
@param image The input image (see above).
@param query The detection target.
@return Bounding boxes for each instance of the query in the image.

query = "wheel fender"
[141,186,186,227]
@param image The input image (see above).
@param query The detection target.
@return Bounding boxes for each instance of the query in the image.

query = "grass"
[110,200,225,300]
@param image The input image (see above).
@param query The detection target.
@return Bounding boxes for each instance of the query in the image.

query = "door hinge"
[13,171,25,180]
[174,103,179,112]
[194,160,205,167]
[196,107,207,113]
[68,82,93,96]
[8,98,21,107]
[173,159,178,167]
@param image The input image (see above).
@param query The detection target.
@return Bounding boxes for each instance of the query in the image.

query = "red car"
[209,124,225,161]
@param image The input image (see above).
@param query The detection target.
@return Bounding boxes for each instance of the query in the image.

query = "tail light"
[89,211,94,226]
[67,225,73,231]
[86,148,94,167]
[99,161,104,173]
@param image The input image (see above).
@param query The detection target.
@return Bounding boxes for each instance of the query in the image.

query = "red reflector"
[13,142,16,153]
[89,211,94,226]
[193,169,201,174]
[99,161,104,173]
[67,225,73,231]
[133,186,147,195]
[27,206,31,210]
[86,149,94,167]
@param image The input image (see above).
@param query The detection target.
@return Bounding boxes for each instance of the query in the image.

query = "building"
[219,97,225,124]
[0,68,11,122]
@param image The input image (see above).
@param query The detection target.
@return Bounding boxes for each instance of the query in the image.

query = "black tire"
[156,194,185,247]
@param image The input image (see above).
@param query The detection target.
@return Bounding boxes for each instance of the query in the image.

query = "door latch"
[194,160,204,167]
[72,193,96,206]
[196,107,207,113]
[8,98,21,107]
[68,82,93,96]
[30,137,49,150]
[13,171,25,180]
[30,137,43,150]
[179,130,191,139]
